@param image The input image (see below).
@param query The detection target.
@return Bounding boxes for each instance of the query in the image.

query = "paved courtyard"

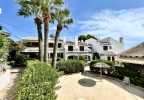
[56,67,144,100]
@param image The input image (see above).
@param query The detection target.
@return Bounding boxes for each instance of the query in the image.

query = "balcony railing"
[22,47,64,52]
[66,49,91,52]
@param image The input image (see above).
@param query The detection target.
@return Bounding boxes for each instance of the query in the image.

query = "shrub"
[56,60,85,74]
[14,55,26,67]
[17,60,60,100]
[57,57,62,61]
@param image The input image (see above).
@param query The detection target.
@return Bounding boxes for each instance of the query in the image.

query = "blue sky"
[0,0,144,50]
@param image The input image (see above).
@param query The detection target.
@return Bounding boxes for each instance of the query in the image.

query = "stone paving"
[56,66,144,100]
[0,67,24,100]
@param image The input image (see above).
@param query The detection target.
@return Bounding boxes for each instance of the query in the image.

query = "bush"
[14,55,26,67]
[57,57,62,61]
[17,60,60,100]
[56,60,85,74]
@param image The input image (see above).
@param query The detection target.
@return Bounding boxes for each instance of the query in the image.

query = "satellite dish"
[0,8,1,14]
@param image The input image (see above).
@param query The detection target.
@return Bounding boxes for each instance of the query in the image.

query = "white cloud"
[77,7,144,37]
[50,26,56,30]
[76,7,144,49]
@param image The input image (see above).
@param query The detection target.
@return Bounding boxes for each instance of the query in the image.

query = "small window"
[68,46,73,51]
[109,46,112,49]
[49,43,53,47]
[107,56,111,60]
[103,46,108,50]
[80,46,84,51]
[58,43,61,48]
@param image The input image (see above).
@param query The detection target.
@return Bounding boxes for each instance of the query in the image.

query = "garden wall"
[0,69,10,91]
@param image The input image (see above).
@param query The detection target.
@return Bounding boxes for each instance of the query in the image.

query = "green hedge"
[17,60,60,100]
[89,60,144,88]
[56,60,85,74]
[14,55,26,67]
[89,60,115,72]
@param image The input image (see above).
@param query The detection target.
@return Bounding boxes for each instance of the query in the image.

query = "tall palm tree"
[17,0,43,61]
[41,0,65,63]
[51,9,74,68]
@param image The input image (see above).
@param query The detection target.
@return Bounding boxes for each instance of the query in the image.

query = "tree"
[17,0,43,61]
[0,35,15,63]
[49,34,55,38]
[51,9,74,68]
[78,34,97,42]
[42,0,65,63]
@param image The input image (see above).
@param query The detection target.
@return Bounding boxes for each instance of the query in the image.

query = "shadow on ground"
[78,78,96,87]
[81,71,101,82]
[0,67,25,100]
[82,70,144,99]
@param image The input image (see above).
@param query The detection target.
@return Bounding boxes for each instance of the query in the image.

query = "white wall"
[0,69,10,91]
[85,38,102,53]
[109,38,124,54]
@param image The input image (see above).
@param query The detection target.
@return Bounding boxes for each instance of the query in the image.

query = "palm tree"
[41,0,65,63]
[17,0,43,61]
[51,9,74,68]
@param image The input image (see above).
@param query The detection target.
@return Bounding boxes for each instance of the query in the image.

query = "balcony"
[66,49,91,52]
[21,47,64,52]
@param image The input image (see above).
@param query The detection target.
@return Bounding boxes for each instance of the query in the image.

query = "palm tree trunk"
[44,24,49,63]
[35,17,43,61]
[37,28,43,61]
[52,29,60,68]
[43,8,50,64]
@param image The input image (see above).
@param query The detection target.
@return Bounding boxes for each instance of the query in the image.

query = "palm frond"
[63,24,69,30]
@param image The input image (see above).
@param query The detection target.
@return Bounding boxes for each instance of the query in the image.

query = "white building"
[21,36,124,61]
[21,36,93,61]
[85,37,124,61]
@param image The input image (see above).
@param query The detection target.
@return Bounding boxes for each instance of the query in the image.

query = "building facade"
[21,36,124,61]
[85,37,124,61]
[21,36,93,61]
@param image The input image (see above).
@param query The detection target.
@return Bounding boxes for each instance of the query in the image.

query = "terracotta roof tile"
[120,42,144,57]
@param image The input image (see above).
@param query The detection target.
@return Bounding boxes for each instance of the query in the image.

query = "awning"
[115,57,144,65]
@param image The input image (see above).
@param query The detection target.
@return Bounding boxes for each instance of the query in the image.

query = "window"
[107,56,111,60]
[88,47,92,50]
[80,46,84,51]
[103,46,108,50]
[109,46,112,49]
[33,42,38,47]
[49,43,53,47]
[57,53,63,58]
[26,42,33,47]
[50,53,53,58]
[112,56,115,61]
[68,46,73,51]
[58,43,62,48]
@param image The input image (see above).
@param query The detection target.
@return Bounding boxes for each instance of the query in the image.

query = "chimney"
[63,36,66,43]
[119,37,123,43]
[74,36,78,45]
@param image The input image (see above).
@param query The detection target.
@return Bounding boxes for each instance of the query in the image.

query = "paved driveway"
[56,67,144,100]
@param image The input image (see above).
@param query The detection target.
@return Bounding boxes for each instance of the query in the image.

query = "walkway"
[0,67,24,100]
[56,66,144,100]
